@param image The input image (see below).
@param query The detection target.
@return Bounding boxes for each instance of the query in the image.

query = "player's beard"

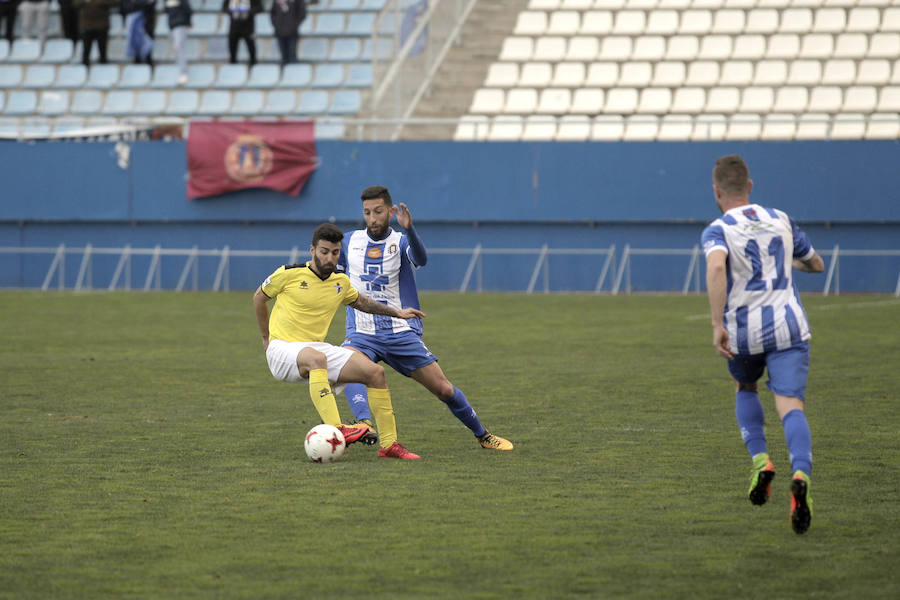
[313,255,335,277]
[367,220,390,239]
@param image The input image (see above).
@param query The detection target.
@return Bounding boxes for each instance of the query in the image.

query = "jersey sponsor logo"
[299,281,308,289]
[264,276,271,287]
[367,247,383,259]
[223,134,274,183]
[361,265,389,292]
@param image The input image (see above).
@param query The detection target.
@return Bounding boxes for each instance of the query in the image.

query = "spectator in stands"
[0,0,20,44]
[122,0,154,66]
[270,0,305,67]
[19,0,50,47]
[222,0,261,67]
[58,0,79,43]
[164,0,192,84]
[74,0,117,66]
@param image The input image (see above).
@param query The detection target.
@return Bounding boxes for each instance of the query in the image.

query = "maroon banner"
[186,121,317,199]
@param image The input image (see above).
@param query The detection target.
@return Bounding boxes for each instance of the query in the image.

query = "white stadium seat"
[657,114,694,140]
[571,88,605,113]
[591,115,625,141]
[488,116,524,141]
[665,36,699,60]
[566,37,599,60]
[586,62,619,86]
[856,59,890,85]
[504,88,539,113]
[868,33,900,58]
[692,114,727,141]
[761,113,797,140]
[796,113,830,139]
[787,60,822,85]
[470,88,505,113]
[652,61,686,87]
[552,62,586,87]
[706,87,741,113]
[712,9,745,34]
[500,37,534,61]
[619,62,653,87]
[623,115,659,140]
[604,87,639,113]
[637,88,672,114]
[686,61,720,86]
[829,113,866,139]
[521,115,558,141]
[753,60,787,86]
[613,11,646,35]
[773,86,810,112]
[632,36,666,61]
[548,11,581,35]
[720,61,753,86]
[800,33,835,59]
[533,37,567,61]
[698,35,732,60]
[515,12,548,35]
[556,115,592,140]
[843,86,878,112]
[780,9,813,34]
[678,10,712,35]
[646,11,679,35]
[485,63,519,87]
[865,113,900,139]
[846,8,880,33]
[731,35,765,60]
[726,113,762,140]
[740,87,775,112]
[813,8,846,33]
[746,9,779,33]
[599,36,632,60]
[671,87,706,113]
[833,33,868,58]
[767,34,800,59]
[883,8,900,32]
[520,62,554,87]
[580,11,613,35]
[876,86,900,111]
[536,88,572,113]
[454,116,490,141]
[808,86,843,112]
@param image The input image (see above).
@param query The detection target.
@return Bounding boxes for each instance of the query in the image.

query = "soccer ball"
[304,424,346,463]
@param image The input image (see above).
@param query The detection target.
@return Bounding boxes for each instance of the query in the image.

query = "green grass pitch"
[1,291,898,599]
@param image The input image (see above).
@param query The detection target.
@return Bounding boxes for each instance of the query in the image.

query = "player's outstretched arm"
[350,294,426,321]
[252,286,271,350]
[793,252,825,273]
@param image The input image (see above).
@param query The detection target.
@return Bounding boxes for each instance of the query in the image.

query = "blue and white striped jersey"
[339,228,423,336]
[701,203,816,356]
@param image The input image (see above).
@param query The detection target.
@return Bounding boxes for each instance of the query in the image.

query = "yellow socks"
[367,387,397,448]
[308,369,340,426]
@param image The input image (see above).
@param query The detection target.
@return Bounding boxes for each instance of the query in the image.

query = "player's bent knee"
[297,348,328,371]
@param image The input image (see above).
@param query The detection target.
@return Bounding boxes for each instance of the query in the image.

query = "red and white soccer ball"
[304,424,346,463]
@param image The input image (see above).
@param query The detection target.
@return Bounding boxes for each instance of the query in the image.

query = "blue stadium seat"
[345,64,373,88]
[37,91,69,116]
[119,64,152,88]
[53,116,88,134]
[376,14,397,35]
[102,91,136,115]
[133,90,167,115]
[185,64,216,88]
[182,38,202,61]
[329,89,361,114]
[361,37,393,61]
[331,0,360,10]
[153,37,171,62]
[166,90,200,115]
[203,37,230,61]
[0,65,24,88]
[0,92,5,112]
[107,38,127,62]
[329,38,361,61]
[278,63,312,88]
[198,90,232,115]
[193,14,220,37]
[53,65,88,89]
[311,63,344,87]
[8,40,41,62]
[298,38,329,62]
[262,90,297,115]
[315,119,346,139]
[109,15,125,37]
[346,12,376,36]
[0,117,18,136]
[21,118,52,137]
[39,39,74,63]
[296,90,329,114]
[71,90,103,115]
[151,65,181,88]
[230,90,264,116]
[22,65,55,89]
[85,65,120,88]
[360,0,386,10]
[246,64,280,88]
[254,13,274,37]
[0,40,9,61]
[300,17,313,35]
[4,91,37,115]
[201,0,220,10]
[155,17,171,38]
[215,64,248,88]
[314,13,346,35]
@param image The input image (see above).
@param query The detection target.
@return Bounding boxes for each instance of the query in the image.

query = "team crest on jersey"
[333,282,343,294]
[367,247,383,259]
[299,281,308,289]
[388,244,398,255]
[742,207,760,221]
[223,134,274,183]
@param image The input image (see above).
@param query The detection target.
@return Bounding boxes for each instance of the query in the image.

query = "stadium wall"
[1,140,898,292]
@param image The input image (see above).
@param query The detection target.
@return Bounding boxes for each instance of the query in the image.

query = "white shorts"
[265,339,353,393]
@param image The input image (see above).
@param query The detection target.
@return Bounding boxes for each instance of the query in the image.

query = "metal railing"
[3,243,899,295]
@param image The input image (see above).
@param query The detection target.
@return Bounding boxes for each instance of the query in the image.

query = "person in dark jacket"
[0,0,20,44]
[58,0,80,43]
[270,0,304,67]
[222,0,261,67]
[164,0,191,83]
[74,0,117,65]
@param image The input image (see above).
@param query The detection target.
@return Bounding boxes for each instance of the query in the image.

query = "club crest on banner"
[224,135,274,183]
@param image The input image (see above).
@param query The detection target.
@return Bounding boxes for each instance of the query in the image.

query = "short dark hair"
[311,223,344,246]
[361,185,392,205]
[713,155,750,196]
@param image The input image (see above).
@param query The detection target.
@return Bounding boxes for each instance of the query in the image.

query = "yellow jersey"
[261,262,360,343]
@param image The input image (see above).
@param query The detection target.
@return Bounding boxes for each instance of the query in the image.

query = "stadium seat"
[330,38,361,61]
[21,65,54,89]
[198,90,232,115]
[698,35,732,60]
[299,38,329,62]
[521,115,557,141]
[740,87,775,112]
[808,86,843,112]
[470,88,504,114]
[347,12,376,35]
[813,8,846,33]
[485,63,519,87]
[720,61,753,86]
[647,10,679,35]
[612,10,644,35]
[549,10,580,35]
[787,60,822,85]
[637,88,672,114]
[767,34,800,59]
[192,14,220,37]
[632,36,665,61]
[780,9,813,33]
[262,90,297,115]
[746,9,779,34]
[671,87,706,113]
[550,115,588,140]
[203,37,230,61]
[882,8,900,32]
[18,118,52,137]
[332,0,361,9]
[311,64,344,87]
[843,86,877,112]
[296,90,329,114]
[725,114,762,140]
[692,114,727,141]
[360,37,393,61]
[706,87,740,113]
[581,10,612,35]
[230,90,265,116]
[868,33,900,58]
[0,40,8,61]
[315,118,346,140]
[821,59,856,85]
[731,35,765,60]
[8,40,41,62]
[487,115,524,141]
[102,91,136,116]
[652,61,686,87]
[865,113,900,139]
[515,11,547,35]
[619,62,652,87]
[454,115,490,141]
[857,59,890,85]
[215,64,248,89]
[846,7,880,33]
[589,115,624,141]
[519,62,552,87]
[133,90,167,115]
[750,60,786,86]
[52,116,87,135]
[624,115,659,141]
[657,114,693,140]
[566,36,599,61]
[165,90,200,115]
[40,39,74,63]
[585,62,618,87]
[151,65,181,88]
[552,62,585,86]
[70,90,103,115]
[834,33,867,58]
[536,88,572,113]
[570,88,603,113]
[795,113,830,139]
[685,61,719,86]
[254,13,275,37]
[246,64,280,88]
[532,37,566,61]
[679,10,712,35]
[773,86,809,112]
[315,13,346,35]
[599,36,631,60]
[604,87,638,113]
[185,64,216,89]
[712,9,745,34]
[876,86,900,111]
[53,65,87,89]
[37,91,69,116]
[85,65,119,88]
[119,64,152,89]
[504,88,538,113]
[278,64,313,88]
[761,113,797,140]
[500,37,533,61]
[665,36,699,60]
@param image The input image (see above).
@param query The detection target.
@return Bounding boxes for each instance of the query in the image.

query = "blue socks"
[343,382,372,422]
[441,387,486,438]
[782,409,813,476]
[735,389,768,457]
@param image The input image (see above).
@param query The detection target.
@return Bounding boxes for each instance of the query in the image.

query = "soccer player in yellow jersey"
[253,223,425,459]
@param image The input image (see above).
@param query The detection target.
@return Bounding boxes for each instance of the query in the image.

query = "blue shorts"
[342,330,438,377]
[727,342,810,400]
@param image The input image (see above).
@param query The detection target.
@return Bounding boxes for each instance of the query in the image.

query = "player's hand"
[712,325,733,359]
[393,203,413,229]
[397,307,425,320]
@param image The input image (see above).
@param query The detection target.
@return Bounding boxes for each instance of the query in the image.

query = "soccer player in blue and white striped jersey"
[702,155,824,534]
